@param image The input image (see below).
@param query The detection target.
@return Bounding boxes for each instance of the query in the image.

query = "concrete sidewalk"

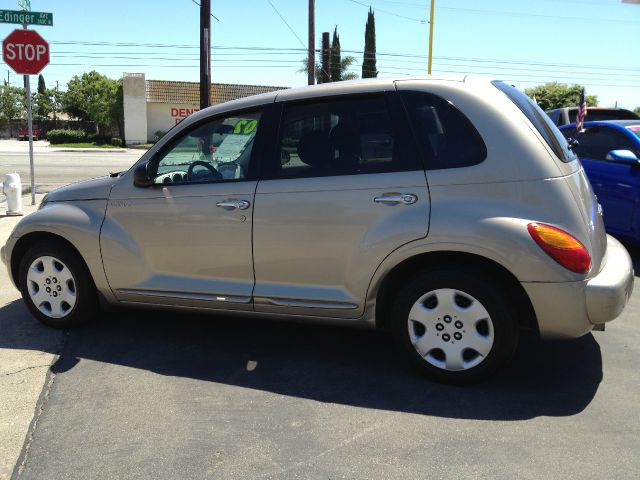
[0,194,65,480]
[0,139,146,154]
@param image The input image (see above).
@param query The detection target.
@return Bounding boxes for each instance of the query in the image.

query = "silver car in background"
[1,76,634,383]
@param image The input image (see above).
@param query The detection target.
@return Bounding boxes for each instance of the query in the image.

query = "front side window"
[564,126,636,161]
[154,111,261,184]
[267,96,419,179]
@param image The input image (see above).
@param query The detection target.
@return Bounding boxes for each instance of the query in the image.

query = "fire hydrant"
[1,173,24,216]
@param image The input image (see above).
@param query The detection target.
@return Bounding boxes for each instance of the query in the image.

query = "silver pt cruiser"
[2,76,634,383]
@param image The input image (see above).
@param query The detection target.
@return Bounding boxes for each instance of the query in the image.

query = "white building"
[123,72,286,145]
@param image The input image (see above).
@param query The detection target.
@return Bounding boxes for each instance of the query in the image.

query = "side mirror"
[605,150,639,165]
[133,161,155,187]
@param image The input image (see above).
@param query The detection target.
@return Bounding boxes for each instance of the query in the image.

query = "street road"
[0,140,142,193]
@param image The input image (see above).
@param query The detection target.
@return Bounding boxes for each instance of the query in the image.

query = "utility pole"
[5,69,9,86]
[428,0,435,74]
[200,0,211,109]
[308,0,315,85]
[321,32,330,83]
[54,81,59,122]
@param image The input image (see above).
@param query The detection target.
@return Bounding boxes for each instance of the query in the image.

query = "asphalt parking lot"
[1,162,639,478]
[1,212,638,479]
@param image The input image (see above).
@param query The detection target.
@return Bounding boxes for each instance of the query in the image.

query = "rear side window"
[400,91,486,170]
[266,95,421,179]
[493,81,576,163]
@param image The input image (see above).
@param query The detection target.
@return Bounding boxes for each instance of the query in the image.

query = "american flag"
[576,89,587,132]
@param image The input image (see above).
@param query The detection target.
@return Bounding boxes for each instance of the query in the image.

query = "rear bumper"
[585,235,634,324]
[522,234,634,339]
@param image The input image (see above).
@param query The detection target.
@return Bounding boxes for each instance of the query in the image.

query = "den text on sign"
[0,10,53,26]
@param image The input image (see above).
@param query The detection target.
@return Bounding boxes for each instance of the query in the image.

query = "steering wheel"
[187,160,222,182]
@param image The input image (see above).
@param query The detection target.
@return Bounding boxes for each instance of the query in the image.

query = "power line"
[436,4,638,24]
[189,0,220,21]
[43,52,640,80]
[344,0,427,23]
[265,0,306,48]
[46,40,640,73]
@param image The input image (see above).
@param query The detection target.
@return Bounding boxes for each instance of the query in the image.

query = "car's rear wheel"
[19,241,98,328]
[391,267,519,384]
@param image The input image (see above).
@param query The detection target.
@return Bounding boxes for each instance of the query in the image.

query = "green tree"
[0,85,25,137]
[33,89,54,120]
[524,83,598,111]
[362,7,377,78]
[37,74,46,94]
[634,107,640,116]
[330,26,341,81]
[111,79,125,141]
[63,70,120,133]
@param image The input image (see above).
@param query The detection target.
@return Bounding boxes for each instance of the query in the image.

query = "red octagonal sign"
[2,29,49,75]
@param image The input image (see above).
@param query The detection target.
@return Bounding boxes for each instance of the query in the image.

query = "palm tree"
[298,55,359,84]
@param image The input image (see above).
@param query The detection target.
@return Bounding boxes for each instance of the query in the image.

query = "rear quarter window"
[493,81,576,163]
[400,91,487,170]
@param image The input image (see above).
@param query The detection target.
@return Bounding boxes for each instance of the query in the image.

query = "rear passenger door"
[251,93,430,318]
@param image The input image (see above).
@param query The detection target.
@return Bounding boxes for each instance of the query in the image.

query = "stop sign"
[2,29,49,75]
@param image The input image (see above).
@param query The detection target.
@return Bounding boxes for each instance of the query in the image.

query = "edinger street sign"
[2,29,49,75]
[0,10,53,26]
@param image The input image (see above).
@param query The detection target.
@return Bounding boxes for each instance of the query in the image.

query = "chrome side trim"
[117,289,251,304]
[256,297,359,310]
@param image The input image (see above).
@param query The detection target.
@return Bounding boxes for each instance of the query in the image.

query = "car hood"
[46,175,118,202]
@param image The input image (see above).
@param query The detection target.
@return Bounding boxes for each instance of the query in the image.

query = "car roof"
[559,120,640,129]
[548,107,636,113]
[182,75,483,125]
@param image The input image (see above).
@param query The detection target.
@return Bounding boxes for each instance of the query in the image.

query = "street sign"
[2,29,49,75]
[0,10,53,26]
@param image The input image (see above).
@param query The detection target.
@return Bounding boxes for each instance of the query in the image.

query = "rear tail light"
[527,223,591,273]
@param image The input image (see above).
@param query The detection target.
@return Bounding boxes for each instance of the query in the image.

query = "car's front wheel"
[391,267,519,384]
[19,241,98,328]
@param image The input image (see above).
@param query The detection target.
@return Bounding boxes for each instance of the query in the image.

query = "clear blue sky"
[1,0,639,108]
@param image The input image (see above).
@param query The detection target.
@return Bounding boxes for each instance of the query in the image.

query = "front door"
[101,109,263,311]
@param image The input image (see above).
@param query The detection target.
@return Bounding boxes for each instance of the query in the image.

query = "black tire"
[390,266,519,384]
[18,240,99,328]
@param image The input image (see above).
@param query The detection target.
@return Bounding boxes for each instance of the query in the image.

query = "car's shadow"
[0,298,603,421]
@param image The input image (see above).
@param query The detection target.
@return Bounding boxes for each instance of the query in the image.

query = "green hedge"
[110,137,123,147]
[47,129,87,144]
[88,134,112,145]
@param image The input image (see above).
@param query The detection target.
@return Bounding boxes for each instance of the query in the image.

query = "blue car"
[559,120,640,243]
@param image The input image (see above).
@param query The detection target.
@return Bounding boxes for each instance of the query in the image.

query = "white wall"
[147,103,200,142]
[123,73,147,145]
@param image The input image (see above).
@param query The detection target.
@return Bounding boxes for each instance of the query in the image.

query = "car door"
[251,92,430,319]
[570,125,639,236]
[100,108,264,311]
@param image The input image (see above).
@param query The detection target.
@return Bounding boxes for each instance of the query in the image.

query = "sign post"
[2,28,50,205]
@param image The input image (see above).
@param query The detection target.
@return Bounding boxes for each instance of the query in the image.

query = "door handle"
[216,199,250,210]
[374,194,418,205]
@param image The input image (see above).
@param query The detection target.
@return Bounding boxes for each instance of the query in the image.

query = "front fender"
[5,200,113,301]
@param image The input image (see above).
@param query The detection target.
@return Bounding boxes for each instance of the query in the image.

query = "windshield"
[492,81,577,163]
